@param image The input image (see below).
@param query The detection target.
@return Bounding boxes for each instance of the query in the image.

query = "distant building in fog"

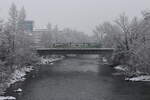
[31,29,49,48]
[24,20,34,32]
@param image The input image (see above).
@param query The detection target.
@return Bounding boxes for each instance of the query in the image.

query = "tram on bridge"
[52,42,101,48]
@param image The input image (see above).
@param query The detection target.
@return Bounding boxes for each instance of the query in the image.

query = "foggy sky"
[0,0,150,35]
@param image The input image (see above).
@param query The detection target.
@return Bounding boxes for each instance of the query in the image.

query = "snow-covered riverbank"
[125,75,150,81]
[7,66,34,87]
[0,96,16,100]
[0,66,33,100]
[114,65,150,82]
[8,56,64,86]
[0,66,34,100]
[41,56,64,64]
[0,56,64,100]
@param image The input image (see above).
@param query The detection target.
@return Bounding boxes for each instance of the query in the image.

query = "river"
[6,55,150,100]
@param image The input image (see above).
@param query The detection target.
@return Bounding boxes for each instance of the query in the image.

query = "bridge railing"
[51,43,102,48]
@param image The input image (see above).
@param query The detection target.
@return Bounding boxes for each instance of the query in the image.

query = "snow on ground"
[5,56,64,88]
[102,57,107,63]
[4,56,64,92]
[7,66,34,87]
[126,75,150,82]
[8,56,64,86]
[114,65,128,71]
[14,88,22,92]
[114,65,150,82]
[0,96,16,100]
[0,56,64,97]
[41,56,64,64]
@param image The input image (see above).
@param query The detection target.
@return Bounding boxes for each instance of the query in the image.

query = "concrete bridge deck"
[36,48,114,55]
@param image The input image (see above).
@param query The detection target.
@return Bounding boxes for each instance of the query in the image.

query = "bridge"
[36,48,114,55]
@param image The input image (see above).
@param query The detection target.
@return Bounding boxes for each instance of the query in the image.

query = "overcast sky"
[0,0,150,35]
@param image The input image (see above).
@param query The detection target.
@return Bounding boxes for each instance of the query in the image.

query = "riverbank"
[0,55,64,100]
[114,65,150,82]
[0,66,34,100]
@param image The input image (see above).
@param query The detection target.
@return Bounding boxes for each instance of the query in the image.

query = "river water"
[8,55,150,100]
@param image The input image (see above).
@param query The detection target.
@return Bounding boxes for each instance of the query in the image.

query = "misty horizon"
[0,0,150,35]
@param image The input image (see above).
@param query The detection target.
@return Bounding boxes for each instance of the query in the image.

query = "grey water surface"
[17,55,150,100]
